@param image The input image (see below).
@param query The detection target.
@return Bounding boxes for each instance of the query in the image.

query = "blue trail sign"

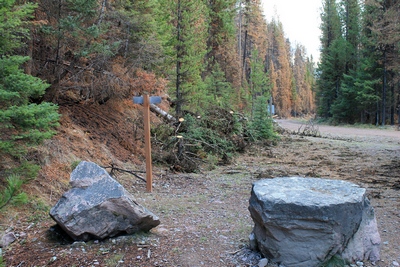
[133,96,162,105]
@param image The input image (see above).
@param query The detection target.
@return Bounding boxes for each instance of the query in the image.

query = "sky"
[260,0,323,62]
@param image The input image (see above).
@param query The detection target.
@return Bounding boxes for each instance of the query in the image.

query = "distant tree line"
[318,0,399,125]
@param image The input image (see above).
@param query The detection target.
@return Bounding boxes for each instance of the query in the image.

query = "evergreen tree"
[33,0,147,102]
[204,0,237,77]
[0,0,36,55]
[365,0,400,125]
[115,0,165,71]
[0,0,60,157]
[248,96,277,141]
[305,56,317,114]
[317,0,343,119]
[159,0,208,118]
[331,56,380,123]
[0,0,59,209]
[238,0,268,111]
[204,62,233,109]
[249,49,270,117]
[340,0,361,73]
[202,0,240,110]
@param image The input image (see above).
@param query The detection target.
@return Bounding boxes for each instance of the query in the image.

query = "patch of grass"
[322,255,348,267]
[236,222,253,236]
[104,253,125,266]
[70,160,81,171]
[27,198,51,222]
[199,236,208,243]
[0,254,4,267]
[172,247,181,254]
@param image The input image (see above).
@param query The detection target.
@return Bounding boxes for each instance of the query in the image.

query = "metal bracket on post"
[133,95,162,192]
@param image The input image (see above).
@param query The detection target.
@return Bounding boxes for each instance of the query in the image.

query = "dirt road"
[277,119,400,140]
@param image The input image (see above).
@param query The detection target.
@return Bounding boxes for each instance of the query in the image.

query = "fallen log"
[150,104,176,123]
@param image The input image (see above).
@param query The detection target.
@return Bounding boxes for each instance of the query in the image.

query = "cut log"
[150,104,176,123]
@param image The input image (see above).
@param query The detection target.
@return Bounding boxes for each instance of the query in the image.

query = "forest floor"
[1,117,400,267]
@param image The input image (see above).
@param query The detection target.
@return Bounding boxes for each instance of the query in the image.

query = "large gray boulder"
[248,177,380,267]
[50,161,160,241]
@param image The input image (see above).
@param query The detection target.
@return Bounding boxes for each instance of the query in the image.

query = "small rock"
[1,232,16,247]
[356,261,364,266]
[19,232,27,238]
[249,232,258,251]
[258,258,269,267]
[71,241,86,248]
[392,261,399,266]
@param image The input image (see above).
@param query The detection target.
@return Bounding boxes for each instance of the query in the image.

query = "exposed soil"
[1,113,400,267]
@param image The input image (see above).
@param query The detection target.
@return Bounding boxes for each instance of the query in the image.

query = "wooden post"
[143,95,153,192]
[133,95,161,192]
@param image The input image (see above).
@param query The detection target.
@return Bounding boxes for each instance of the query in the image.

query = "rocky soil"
[1,119,400,267]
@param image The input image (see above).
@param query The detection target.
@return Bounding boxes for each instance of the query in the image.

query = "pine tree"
[248,96,277,141]
[331,56,380,123]
[340,0,361,73]
[0,0,60,157]
[365,0,400,125]
[33,0,147,102]
[0,0,60,209]
[115,0,165,71]
[237,0,268,111]
[249,49,271,117]
[0,0,36,55]
[204,0,237,76]
[204,62,233,109]
[317,0,343,119]
[159,0,208,117]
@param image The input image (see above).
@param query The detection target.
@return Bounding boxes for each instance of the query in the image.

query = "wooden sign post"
[133,95,161,192]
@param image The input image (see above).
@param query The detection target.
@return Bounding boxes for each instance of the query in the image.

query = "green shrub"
[0,174,28,210]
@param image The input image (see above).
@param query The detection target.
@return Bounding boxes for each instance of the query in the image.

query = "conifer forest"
[0,0,399,166]
[2,0,399,137]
